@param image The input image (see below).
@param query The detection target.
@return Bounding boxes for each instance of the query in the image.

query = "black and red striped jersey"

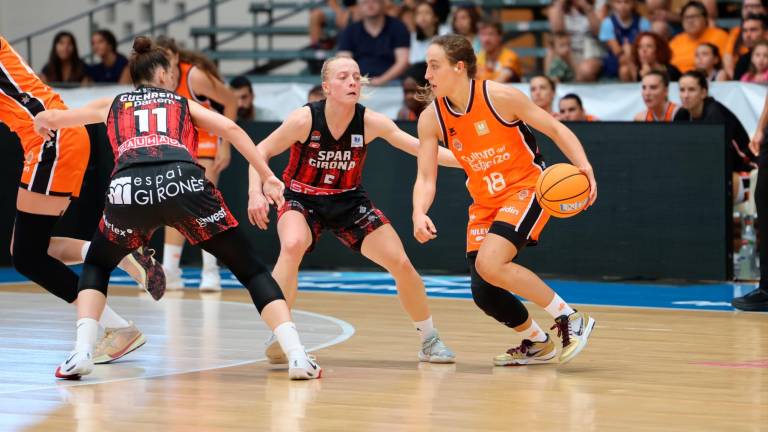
[282,100,367,193]
[106,86,198,172]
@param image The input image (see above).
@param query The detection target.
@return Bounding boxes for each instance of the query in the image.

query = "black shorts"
[100,162,238,250]
[278,187,390,252]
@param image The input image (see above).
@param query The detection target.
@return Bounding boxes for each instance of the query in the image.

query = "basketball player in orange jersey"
[248,56,461,364]
[633,70,690,122]
[0,35,164,364]
[413,34,597,366]
[155,37,238,292]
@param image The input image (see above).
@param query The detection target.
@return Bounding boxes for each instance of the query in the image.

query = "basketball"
[535,163,590,218]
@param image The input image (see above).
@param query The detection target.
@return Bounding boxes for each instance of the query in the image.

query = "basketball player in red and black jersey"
[248,56,461,364]
[0,35,163,365]
[34,37,320,381]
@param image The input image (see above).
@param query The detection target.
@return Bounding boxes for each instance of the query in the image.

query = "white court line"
[0,300,355,396]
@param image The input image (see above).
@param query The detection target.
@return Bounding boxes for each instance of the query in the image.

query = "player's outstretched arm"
[364,109,461,168]
[412,106,441,244]
[33,97,112,139]
[189,67,239,172]
[188,100,284,211]
[246,107,311,228]
[488,81,597,207]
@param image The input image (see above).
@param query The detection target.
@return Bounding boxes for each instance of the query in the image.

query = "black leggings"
[81,227,285,312]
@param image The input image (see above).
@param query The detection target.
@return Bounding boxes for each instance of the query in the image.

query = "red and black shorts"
[278,187,390,252]
[99,161,238,250]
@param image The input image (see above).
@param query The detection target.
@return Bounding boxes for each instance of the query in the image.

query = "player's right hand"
[413,213,437,243]
[247,192,270,230]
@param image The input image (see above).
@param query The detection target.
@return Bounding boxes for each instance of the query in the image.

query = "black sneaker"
[731,288,768,311]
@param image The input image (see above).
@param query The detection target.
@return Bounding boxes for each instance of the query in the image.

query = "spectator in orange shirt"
[634,70,690,122]
[476,18,522,82]
[558,93,598,121]
[723,0,766,77]
[669,1,728,73]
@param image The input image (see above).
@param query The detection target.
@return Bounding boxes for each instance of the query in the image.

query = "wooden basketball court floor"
[0,271,766,432]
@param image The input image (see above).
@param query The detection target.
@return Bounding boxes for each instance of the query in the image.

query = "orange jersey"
[176,62,218,157]
[434,79,545,207]
[643,102,680,122]
[0,36,68,148]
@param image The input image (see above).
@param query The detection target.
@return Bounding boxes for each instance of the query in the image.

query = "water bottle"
[739,215,759,280]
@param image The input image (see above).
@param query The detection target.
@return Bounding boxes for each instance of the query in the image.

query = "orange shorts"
[466,188,549,254]
[196,137,219,159]
[19,126,89,197]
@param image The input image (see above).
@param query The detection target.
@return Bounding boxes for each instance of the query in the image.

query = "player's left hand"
[212,142,231,174]
[33,114,55,141]
[262,175,286,209]
[247,192,270,230]
[579,164,597,208]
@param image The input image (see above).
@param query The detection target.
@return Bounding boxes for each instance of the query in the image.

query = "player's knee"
[474,254,501,285]
[246,273,286,313]
[78,262,111,296]
[11,241,44,277]
[280,234,311,257]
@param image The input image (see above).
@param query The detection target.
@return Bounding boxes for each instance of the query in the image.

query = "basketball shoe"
[289,354,322,380]
[123,247,166,300]
[93,322,146,364]
[55,350,93,380]
[493,334,558,366]
[418,331,456,363]
[265,334,317,364]
[550,311,596,364]
[164,266,185,291]
[199,266,222,292]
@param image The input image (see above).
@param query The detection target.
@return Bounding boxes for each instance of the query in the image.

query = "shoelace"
[550,318,572,347]
[423,335,447,354]
[506,339,534,356]
[96,329,117,350]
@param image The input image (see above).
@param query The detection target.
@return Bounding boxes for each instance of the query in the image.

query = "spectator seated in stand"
[669,1,728,74]
[86,29,130,84]
[621,31,681,81]
[475,18,522,83]
[740,40,768,83]
[530,75,560,118]
[397,63,428,120]
[452,4,482,53]
[733,14,768,80]
[724,0,766,77]
[547,0,604,82]
[337,0,411,85]
[599,0,650,78]
[40,31,89,86]
[694,42,728,81]
[546,32,577,82]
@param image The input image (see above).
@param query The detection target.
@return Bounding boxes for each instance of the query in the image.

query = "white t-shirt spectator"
[409,24,451,64]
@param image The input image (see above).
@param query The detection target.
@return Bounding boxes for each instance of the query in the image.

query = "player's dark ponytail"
[129,36,170,85]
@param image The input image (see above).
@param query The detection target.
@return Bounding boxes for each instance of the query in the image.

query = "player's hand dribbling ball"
[535,163,591,218]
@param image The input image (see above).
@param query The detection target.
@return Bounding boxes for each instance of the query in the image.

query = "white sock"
[274,321,305,362]
[80,241,91,262]
[99,305,130,329]
[163,244,183,270]
[517,320,547,342]
[75,318,99,354]
[202,250,219,272]
[544,293,575,318]
[414,316,436,341]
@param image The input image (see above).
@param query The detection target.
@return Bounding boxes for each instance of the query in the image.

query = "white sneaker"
[55,350,94,380]
[164,266,184,290]
[289,355,322,380]
[199,267,222,292]
[265,334,288,364]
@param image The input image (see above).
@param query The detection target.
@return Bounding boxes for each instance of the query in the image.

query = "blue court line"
[0,267,760,312]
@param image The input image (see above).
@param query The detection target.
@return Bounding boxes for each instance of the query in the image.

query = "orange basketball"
[535,163,590,218]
